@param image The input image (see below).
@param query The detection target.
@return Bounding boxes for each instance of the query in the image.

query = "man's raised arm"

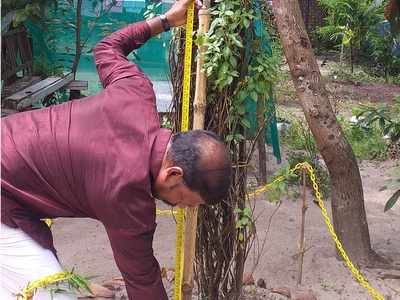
[94,0,200,88]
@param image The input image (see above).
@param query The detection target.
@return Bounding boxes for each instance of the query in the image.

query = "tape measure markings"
[174,3,195,300]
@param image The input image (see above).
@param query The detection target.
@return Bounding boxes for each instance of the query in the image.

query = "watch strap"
[159,14,171,32]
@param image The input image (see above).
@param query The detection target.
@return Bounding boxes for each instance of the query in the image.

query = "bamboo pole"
[182,4,210,300]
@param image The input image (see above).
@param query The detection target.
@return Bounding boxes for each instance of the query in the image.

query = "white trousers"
[0,224,77,300]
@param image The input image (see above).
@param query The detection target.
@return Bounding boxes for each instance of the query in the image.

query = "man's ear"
[164,166,184,188]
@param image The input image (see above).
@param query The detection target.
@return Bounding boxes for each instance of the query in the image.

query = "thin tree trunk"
[272,0,373,264]
[350,41,354,73]
[234,130,247,300]
[257,97,267,184]
[71,0,82,78]
[340,43,344,65]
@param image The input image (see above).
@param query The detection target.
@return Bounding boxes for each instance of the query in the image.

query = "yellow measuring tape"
[156,208,177,216]
[249,162,384,300]
[174,2,195,300]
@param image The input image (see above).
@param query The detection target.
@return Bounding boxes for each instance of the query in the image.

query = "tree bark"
[272,0,373,264]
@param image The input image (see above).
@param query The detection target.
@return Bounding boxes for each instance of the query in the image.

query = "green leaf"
[234,133,245,141]
[237,91,247,102]
[240,118,251,128]
[237,105,246,115]
[250,91,258,101]
[378,118,386,131]
[384,190,400,212]
[226,134,234,142]
[243,207,251,217]
[229,56,237,67]
[234,208,242,214]
[230,35,243,48]
[223,47,231,57]
[243,18,250,28]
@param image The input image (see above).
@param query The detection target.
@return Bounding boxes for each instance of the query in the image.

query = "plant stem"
[297,167,307,285]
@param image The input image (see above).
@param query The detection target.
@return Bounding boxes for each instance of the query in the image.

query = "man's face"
[157,182,205,208]
[153,166,205,208]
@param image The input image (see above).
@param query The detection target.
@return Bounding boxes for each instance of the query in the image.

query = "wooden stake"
[182,5,210,300]
[297,167,307,285]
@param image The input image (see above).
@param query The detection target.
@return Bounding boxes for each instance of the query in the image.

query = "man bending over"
[1,0,231,299]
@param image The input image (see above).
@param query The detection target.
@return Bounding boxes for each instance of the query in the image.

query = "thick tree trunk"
[272,0,373,264]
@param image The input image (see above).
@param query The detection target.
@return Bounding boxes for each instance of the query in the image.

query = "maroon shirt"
[1,21,170,299]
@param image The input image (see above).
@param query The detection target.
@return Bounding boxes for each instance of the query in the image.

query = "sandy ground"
[52,156,400,300]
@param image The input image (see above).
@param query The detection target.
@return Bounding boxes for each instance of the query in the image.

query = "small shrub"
[338,116,388,160]
[279,117,317,158]
[366,21,400,81]
[354,99,400,143]
[265,164,300,202]
[278,116,330,199]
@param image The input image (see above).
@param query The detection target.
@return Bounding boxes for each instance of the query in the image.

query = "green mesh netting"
[26,0,172,95]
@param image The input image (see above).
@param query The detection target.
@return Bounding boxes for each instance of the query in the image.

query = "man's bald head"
[166,130,232,205]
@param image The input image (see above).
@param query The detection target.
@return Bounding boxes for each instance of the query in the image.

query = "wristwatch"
[159,14,171,32]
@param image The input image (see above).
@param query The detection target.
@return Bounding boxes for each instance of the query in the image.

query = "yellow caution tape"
[249,162,384,300]
[174,3,195,300]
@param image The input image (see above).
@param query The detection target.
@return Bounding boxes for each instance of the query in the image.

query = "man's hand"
[165,0,203,27]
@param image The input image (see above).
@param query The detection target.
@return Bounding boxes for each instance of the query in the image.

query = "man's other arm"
[106,227,168,300]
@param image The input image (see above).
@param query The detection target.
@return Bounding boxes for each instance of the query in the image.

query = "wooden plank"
[17,74,74,110]
[1,76,41,99]
[4,73,74,110]
[6,77,64,101]
[66,80,88,90]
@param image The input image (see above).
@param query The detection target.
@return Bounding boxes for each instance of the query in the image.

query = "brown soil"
[276,61,400,108]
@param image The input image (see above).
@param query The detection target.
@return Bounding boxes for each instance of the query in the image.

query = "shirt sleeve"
[93,21,151,88]
[105,226,168,300]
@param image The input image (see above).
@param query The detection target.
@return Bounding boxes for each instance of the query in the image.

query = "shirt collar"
[150,128,172,184]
